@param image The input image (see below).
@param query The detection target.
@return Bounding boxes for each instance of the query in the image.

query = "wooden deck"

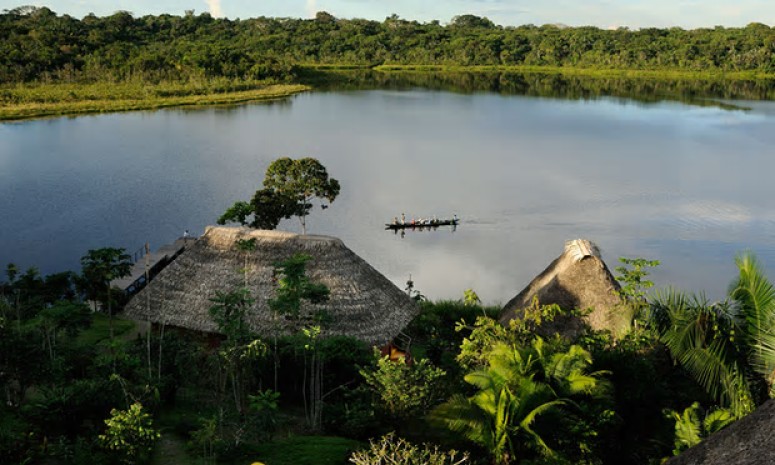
[112,237,194,294]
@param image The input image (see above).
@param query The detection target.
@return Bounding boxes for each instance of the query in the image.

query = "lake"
[2,74,775,304]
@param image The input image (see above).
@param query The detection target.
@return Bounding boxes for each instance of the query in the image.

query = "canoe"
[385,219,459,230]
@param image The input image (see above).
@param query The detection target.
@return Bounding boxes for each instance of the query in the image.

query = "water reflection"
[302,69,775,108]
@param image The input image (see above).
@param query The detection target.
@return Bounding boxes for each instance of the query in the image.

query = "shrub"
[349,433,469,465]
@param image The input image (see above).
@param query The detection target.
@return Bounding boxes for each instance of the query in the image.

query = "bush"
[360,354,446,422]
[349,433,470,465]
[98,402,160,465]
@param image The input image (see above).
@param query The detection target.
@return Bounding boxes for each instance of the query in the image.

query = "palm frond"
[431,394,489,443]
[730,252,775,391]
[703,406,734,434]
[518,399,566,456]
[667,402,703,454]
[753,330,775,395]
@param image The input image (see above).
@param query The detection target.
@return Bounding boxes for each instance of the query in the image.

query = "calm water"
[2,85,775,304]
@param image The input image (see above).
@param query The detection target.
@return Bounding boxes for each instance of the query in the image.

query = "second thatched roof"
[500,239,626,336]
[122,226,419,346]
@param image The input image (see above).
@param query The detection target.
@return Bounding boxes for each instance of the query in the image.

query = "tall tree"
[268,253,330,429]
[79,247,132,340]
[218,157,340,234]
[263,157,340,234]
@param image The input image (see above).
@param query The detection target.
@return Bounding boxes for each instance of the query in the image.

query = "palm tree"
[729,253,775,396]
[432,339,605,465]
[79,248,132,338]
[650,252,775,418]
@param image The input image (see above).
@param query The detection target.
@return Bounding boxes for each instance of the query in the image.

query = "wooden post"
[145,242,152,382]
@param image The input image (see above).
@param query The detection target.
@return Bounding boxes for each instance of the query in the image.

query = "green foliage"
[217,201,253,227]
[263,157,341,234]
[75,313,135,346]
[268,253,330,326]
[209,288,268,413]
[249,435,362,465]
[3,8,775,89]
[0,408,35,465]
[79,247,132,314]
[218,189,298,230]
[665,402,734,455]
[650,254,775,426]
[729,253,775,396]
[433,338,607,465]
[456,300,581,371]
[614,257,660,304]
[0,82,308,121]
[360,353,447,421]
[98,402,160,465]
[250,188,301,230]
[248,389,281,441]
[189,416,219,463]
[349,432,470,465]
[462,289,481,307]
[219,157,340,234]
[404,300,498,380]
[209,288,256,345]
[648,252,775,423]
[651,290,754,417]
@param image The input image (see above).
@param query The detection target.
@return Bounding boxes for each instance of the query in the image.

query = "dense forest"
[1,6,774,84]
[3,245,775,465]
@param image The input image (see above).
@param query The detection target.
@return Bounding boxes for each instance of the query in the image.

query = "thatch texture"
[500,239,625,335]
[122,226,419,346]
[666,399,775,465]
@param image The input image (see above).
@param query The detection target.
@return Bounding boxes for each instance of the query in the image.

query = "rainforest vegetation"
[3,6,775,464]
[1,6,775,120]
[2,6,775,84]
[2,243,775,464]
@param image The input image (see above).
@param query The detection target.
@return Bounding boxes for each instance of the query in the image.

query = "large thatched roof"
[122,226,419,346]
[500,239,625,335]
[666,400,775,465]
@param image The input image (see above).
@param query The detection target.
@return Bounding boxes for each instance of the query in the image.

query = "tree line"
[1,6,774,84]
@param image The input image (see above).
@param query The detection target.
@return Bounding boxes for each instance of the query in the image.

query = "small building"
[665,399,775,465]
[122,226,419,346]
[500,239,626,337]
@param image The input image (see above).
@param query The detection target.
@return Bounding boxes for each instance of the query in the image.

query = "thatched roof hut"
[122,226,419,346]
[665,400,775,465]
[500,239,626,335]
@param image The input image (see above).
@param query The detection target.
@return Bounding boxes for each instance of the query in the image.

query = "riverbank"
[0,81,310,121]
[3,65,775,122]
[371,64,775,81]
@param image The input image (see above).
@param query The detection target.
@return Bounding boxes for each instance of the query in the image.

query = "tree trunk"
[145,248,152,382]
[303,353,309,426]
[157,320,166,383]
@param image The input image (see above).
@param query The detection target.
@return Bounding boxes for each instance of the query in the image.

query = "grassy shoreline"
[0,82,310,121]
[2,64,774,121]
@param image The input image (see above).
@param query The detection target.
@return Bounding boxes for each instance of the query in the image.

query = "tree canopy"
[218,157,340,234]
[1,8,774,84]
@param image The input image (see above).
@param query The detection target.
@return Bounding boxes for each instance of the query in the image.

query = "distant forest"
[1,6,774,83]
